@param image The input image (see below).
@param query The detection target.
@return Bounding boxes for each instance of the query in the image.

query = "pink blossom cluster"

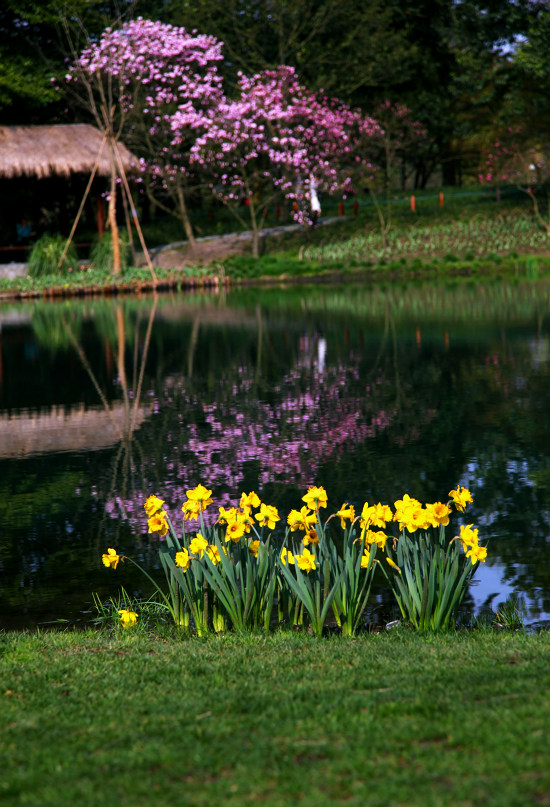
[70,20,426,227]
[478,126,548,186]
[185,66,382,225]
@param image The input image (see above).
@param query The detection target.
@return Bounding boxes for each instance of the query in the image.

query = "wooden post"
[410,195,416,212]
[276,205,281,220]
[96,196,105,237]
[338,201,344,216]
[439,192,444,208]
[353,200,359,216]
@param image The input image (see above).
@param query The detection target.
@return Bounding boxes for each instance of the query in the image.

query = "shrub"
[27,234,78,278]
[90,232,130,272]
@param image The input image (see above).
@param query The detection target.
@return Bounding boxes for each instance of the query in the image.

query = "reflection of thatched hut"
[0,124,138,254]
[0,123,137,178]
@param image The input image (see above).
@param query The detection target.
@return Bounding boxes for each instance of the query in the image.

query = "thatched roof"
[0,124,138,179]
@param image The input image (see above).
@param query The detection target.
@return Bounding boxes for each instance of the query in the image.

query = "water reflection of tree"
[455,343,550,615]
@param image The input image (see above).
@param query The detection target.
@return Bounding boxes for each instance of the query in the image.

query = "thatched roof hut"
[0,123,138,179]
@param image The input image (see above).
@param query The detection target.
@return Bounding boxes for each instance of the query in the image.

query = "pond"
[1,277,550,629]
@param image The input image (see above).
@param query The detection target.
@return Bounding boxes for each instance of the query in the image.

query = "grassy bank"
[1,629,549,806]
[2,190,550,299]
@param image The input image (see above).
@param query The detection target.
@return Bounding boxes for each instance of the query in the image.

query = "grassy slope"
[3,188,550,297]
[1,629,549,806]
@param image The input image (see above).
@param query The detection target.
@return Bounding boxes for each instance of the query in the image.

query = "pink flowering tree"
[68,17,224,250]
[364,101,428,246]
[479,127,550,232]
[184,66,380,258]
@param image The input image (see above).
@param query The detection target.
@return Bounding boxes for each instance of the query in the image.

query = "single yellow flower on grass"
[175,548,190,571]
[336,503,355,529]
[147,511,169,537]
[295,546,316,573]
[449,485,473,512]
[144,495,165,517]
[102,548,120,569]
[189,534,208,557]
[255,503,280,530]
[302,486,328,510]
[280,547,295,566]
[118,609,138,627]
[248,539,260,558]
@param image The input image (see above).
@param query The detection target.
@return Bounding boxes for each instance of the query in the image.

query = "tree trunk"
[108,140,121,274]
[176,180,196,248]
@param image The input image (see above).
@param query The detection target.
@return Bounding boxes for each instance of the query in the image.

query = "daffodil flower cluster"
[100,482,486,633]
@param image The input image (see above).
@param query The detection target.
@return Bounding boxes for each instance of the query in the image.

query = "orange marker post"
[410,195,416,212]
[439,192,444,208]
[338,201,344,217]
[353,200,359,216]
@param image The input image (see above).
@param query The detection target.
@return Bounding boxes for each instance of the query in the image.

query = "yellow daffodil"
[248,539,260,558]
[403,506,430,533]
[175,548,190,571]
[393,494,421,531]
[238,510,255,533]
[102,548,120,569]
[144,495,165,517]
[465,544,487,565]
[287,506,317,532]
[255,503,280,530]
[225,519,246,543]
[302,486,328,510]
[364,529,388,550]
[206,545,221,565]
[218,506,237,525]
[459,524,479,551]
[182,499,202,521]
[295,547,316,573]
[448,485,473,512]
[185,483,213,512]
[147,510,169,537]
[386,557,401,573]
[426,501,451,527]
[240,491,261,510]
[280,547,295,566]
[118,609,138,627]
[189,534,208,557]
[336,503,355,529]
[302,528,319,546]
[361,550,372,568]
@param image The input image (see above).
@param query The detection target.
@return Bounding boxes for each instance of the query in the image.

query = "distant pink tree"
[184,66,381,257]
[69,18,224,248]
[479,127,550,232]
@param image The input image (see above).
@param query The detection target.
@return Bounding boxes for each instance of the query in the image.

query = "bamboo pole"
[57,131,108,270]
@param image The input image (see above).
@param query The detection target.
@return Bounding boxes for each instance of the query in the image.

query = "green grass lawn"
[1,628,549,806]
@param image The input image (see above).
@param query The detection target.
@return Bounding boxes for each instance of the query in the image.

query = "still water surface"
[1,279,550,628]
